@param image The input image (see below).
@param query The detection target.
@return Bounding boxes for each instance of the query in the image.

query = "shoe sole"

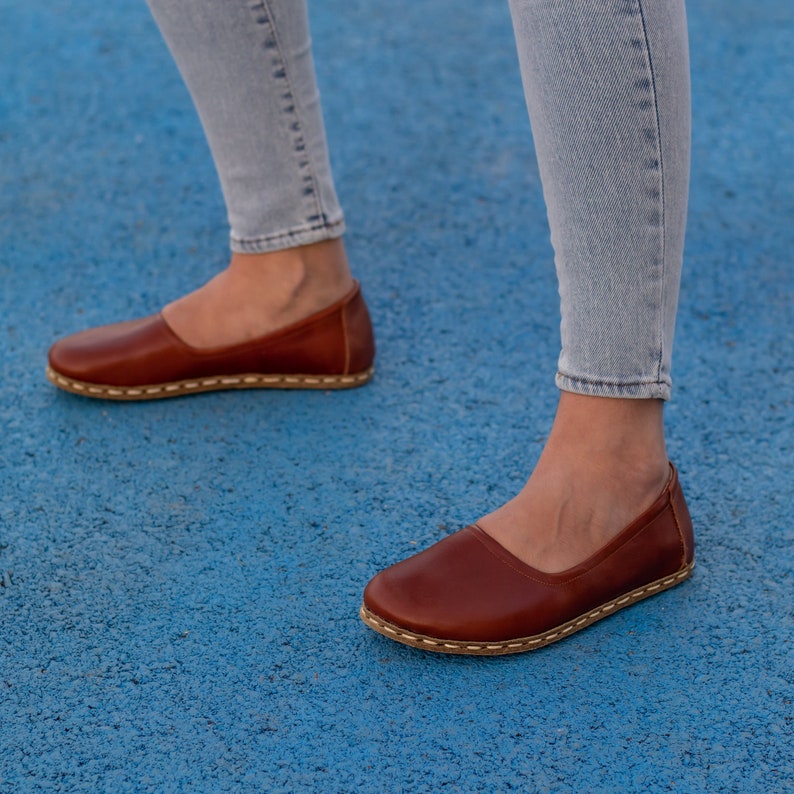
[359,558,694,656]
[46,365,375,400]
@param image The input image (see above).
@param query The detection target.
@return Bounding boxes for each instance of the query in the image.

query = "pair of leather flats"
[46,282,375,400]
[361,464,694,655]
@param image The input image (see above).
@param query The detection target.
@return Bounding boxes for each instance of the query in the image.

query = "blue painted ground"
[1,1,792,791]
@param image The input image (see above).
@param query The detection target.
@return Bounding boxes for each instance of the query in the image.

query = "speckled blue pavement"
[1,1,792,792]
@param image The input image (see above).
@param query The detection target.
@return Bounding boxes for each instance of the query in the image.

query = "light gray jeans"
[147,0,690,400]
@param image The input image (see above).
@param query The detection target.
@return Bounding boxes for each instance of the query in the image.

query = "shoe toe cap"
[48,316,167,384]
[363,527,549,643]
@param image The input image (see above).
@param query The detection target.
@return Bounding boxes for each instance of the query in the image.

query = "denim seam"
[253,0,327,229]
[635,0,667,387]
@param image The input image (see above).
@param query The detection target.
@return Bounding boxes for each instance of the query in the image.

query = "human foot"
[361,463,694,655]
[162,238,354,348]
[46,237,375,399]
[361,393,694,655]
[478,394,670,572]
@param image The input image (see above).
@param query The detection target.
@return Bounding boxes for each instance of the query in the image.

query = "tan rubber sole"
[360,559,694,656]
[46,364,374,401]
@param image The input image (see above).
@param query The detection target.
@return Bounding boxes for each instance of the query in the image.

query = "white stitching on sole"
[360,560,694,655]
[46,365,375,399]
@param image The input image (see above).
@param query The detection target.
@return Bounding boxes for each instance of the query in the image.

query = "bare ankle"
[229,237,353,307]
[162,237,355,348]
[478,393,671,573]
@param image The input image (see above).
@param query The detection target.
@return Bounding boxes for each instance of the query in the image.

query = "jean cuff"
[556,372,672,401]
[230,216,345,254]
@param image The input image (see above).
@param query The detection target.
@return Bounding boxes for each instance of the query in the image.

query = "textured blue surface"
[1,1,792,792]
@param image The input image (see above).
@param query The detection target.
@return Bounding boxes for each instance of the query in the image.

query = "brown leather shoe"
[46,281,375,400]
[361,464,694,655]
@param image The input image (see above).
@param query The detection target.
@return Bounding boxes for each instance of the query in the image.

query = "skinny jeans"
[146,0,691,400]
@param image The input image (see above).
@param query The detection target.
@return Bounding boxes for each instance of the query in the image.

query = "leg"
[361,0,693,652]
[148,0,354,347]
[480,0,690,572]
[47,0,374,396]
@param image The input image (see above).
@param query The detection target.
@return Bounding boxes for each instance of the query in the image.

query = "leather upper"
[48,281,375,387]
[363,465,694,643]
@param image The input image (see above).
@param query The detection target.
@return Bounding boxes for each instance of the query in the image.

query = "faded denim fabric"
[147,0,344,253]
[510,0,690,399]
